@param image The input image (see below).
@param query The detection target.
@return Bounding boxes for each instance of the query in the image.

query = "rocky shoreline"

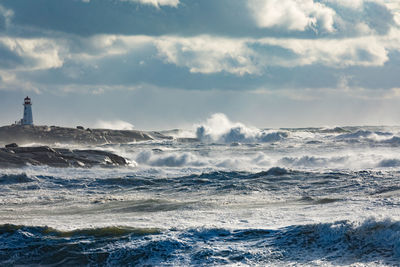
[0,145,128,168]
[0,125,171,146]
[0,125,181,168]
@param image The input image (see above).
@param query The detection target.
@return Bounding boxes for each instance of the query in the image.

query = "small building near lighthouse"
[20,96,33,125]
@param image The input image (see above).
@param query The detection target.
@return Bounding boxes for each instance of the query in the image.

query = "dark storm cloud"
[0,0,395,38]
[0,0,255,37]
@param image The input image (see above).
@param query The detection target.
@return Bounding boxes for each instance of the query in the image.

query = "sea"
[1,113,400,266]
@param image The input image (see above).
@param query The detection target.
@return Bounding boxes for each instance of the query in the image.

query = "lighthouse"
[21,96,33,125]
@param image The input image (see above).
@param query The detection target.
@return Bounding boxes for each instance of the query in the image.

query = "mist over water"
[1,114,400,266]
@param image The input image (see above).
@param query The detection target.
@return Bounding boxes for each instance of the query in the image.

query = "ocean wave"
[336,130,391,139]
[335,130,395,145]
[0,173,35,184]
[1,218,399,266]
[135,149,272,169]
[252,167,291,176]
[13,168,354,196]
[377,159,400,168]
[0,224,160,238]
[320,126,349,133]
[372,186,400,196]
[298,196,342,205]
[108,199,197,213]
[265,218,400,265]
[279,155,348,168]
[136,150,207,167]
[89,168,300,194]
[381,136,400,145]
[0,168,374,200]
[195,113,288,143]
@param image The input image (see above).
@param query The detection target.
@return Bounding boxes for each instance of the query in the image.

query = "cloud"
[0,33,392,77]
[154,36,260,75]
[0,31,396,94]
[153,34,391,75]
[258,36,389,67]
[248,0,336,32]
[69,34,152,60]
[0,37,65,71]
[0,5,12,32]
[94,120,134,130]
[127,0,179,8]
[248,0,396,36]
[384,1,400,25]
[0,0,398,95]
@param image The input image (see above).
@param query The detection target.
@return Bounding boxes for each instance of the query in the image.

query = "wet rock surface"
[0,125,171,146]
[0,145,128,168]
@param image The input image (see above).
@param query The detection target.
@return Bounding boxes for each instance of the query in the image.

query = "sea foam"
[195,113,287,143]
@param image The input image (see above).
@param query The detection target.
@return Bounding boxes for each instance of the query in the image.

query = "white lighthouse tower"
[21,96,33,125]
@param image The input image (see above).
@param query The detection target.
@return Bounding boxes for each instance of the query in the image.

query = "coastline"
[0,124,171,146]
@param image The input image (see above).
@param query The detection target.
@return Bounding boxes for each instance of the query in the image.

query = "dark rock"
[76,126,84,130]
[176,138,200,143]
[148,131,174,140]
[0,145,128,168]
[5,143,18,148]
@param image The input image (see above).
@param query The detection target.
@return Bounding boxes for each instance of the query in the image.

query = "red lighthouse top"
[24,96,31,105]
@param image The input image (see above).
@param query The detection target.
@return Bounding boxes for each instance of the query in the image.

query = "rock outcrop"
[0,125,171,146]
[0,145,128,168]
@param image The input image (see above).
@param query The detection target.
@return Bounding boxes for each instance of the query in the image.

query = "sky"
[0,0,399,130]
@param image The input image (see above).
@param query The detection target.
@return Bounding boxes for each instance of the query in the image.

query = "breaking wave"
[195,113,288,143]
[1,218,399,266]
[135,150,207,167]
[279,155,348,168]
[335,130,395,144]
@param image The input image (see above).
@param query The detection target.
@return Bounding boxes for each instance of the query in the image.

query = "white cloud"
[154,35,260,75]
[248,0,336,32]
[94,120,135,130]
[259,36,389,67]
[0,70,41,93]
[383,0,400,25]
[72,34,152,60]
[0,31,395,80]
[152,34,391,75]
[383,28,400,50]
[0,37,65,70]
[125,0,179,8]
[248,0,399,35]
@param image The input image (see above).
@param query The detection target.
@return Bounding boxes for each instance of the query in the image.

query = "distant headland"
[1,97,171,146]
[0,124,172,146]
